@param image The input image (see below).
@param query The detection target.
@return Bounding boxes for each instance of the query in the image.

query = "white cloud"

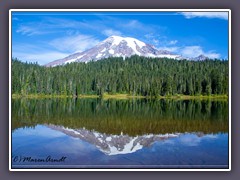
[204,52,221,59]
[13,33,100,65]
[14,34,100,65]
[181,12,228,20]
[144,33,168,47]
[179,134,201,146]
[169,40,178,45]
[44,17,94,30]
[158,46,180,52]
[203,134,218,139]
[122,19,166,35]
[49,34,100,53]
[151,39,159,46]
[15,17,91,36]
[144,33,154,39]
[16,25,46,36]
[158,45,221,59]
[180,46,204,57]
[13,125,66,138]
[13,51,69,65]
[102,29,122,37]
[12,17,19,21]
[180,46,220,58]
[144,33,159,46]
[125,20,141,28]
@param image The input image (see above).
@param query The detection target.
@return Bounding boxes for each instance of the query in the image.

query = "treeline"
[12,56,229,97]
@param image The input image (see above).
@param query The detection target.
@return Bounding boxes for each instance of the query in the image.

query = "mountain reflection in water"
[47,124,181,155]
[11,98,229,168]
[12,124,228,168]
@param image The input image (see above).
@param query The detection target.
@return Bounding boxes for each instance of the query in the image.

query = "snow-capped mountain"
[47,124,180,155]
[193,54,209,61]
[45,35,182,67]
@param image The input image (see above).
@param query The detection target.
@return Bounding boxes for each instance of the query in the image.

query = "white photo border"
[9,9,231,171]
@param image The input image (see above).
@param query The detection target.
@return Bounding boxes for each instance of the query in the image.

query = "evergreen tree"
[11,56,229,97]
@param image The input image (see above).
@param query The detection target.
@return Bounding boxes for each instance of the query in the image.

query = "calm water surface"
[11,98,229,169]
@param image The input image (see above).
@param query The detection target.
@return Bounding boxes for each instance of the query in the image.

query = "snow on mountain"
[45,35,182,67]
[193,54,209,61]
[47,124,180,155]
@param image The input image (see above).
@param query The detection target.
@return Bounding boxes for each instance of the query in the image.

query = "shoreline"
[12,93,228,100]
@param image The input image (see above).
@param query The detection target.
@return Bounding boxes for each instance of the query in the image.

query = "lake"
[11,98,229,169]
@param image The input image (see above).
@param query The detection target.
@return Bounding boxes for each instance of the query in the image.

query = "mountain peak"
[102,35,146,49]
[194,54,209,61]
[45,36,181,67]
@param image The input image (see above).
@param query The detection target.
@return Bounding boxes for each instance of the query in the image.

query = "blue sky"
[11,11,229,65]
